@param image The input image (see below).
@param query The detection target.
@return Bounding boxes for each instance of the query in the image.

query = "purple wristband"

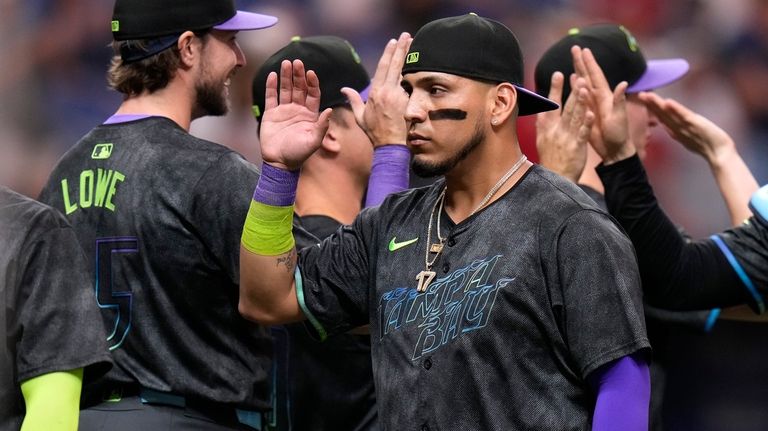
[365,145,411,207]
[252,163,300,206]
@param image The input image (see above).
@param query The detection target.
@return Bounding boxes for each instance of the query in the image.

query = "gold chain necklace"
[415,154,528,292]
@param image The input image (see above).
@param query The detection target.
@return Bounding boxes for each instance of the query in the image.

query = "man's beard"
[412,122,485,178]
[193,72,229,118]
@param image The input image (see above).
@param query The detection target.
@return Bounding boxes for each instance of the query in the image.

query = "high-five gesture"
[341,32,412,147]
[536,71,595,182]
[639,91,759,225]
[259,59,333,170]
[572,46,635,164]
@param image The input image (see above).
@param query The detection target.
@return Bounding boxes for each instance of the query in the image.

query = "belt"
[87,383,267,430]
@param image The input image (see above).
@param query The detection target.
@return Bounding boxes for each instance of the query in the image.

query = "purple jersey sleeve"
[588,353,650,431]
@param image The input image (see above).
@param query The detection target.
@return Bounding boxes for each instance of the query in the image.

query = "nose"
[404,93,427,125]
[233,41,246,67]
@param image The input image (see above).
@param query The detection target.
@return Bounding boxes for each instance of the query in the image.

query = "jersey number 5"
[96,237,138,351]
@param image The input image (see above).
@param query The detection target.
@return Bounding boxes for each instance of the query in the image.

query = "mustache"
[428,109,467,121]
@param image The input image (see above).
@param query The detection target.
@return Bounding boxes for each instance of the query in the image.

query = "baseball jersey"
[38,116,311,410]
[271,214,377,431]
[597,155,764,311]
[0,187,112,430]
[711,216,768,309]
[296,165,650,430]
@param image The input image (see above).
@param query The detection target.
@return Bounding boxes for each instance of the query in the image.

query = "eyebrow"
[403,74,454,88]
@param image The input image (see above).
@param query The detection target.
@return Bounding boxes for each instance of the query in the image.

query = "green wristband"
[241,200,295,255]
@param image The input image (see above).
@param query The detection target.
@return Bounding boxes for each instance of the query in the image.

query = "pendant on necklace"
[416,270,436,293]
[429,243,444,253]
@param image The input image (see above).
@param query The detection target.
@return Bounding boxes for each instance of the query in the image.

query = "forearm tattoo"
[276,248,296,273]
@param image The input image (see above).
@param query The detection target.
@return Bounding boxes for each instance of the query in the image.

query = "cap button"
[291,35,301,42]
[469,12,478,16]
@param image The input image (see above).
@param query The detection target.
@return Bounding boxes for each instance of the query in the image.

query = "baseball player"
[596,124,768,308]
[239,14,651,430]
[250,35,410,431]
[542,34,768,314]
[36,0,315,429]
[532,23,764,430]
[0,186,111,430]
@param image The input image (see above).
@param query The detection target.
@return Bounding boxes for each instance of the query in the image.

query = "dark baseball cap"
[252,35,371,119]
[535,24,689,100]
[111,0,277,41]
[401,13,558,116]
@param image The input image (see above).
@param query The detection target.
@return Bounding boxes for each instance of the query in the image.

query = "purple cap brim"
[213,10,278,31]
[627,59,690,93]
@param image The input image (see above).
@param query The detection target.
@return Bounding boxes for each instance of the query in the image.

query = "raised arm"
[239,34,413,325]
[638,91,758,225]
[239,58,331,325]
[535,71,595,182]
[342,33,413,206]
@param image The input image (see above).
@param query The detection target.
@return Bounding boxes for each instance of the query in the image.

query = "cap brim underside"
[627,58,690,93]
[213,10,278,31]
[516,86,560,116]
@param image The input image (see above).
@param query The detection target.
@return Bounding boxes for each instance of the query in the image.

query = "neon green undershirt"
[20,368,83,431]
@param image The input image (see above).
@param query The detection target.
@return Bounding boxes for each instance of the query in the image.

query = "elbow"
[238,298,275,325]
[238,296,294,325]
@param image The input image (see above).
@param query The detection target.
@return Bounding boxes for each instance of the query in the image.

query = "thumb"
[341,87,366,128]
[313,108,333,144]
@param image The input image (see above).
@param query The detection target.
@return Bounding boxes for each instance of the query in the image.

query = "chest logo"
[388,236,419,251]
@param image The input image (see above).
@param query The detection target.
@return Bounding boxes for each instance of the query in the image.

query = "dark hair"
[107,30,209,96]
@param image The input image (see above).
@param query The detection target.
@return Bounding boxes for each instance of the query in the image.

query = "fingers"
[562,76,587,120]
[547,71,565,106]
[612,81,628,106]
[569,86,589,132]
[571,46,590,87]
[340,87,365,127]
[305,68,321,113]
[279,60,292,105]
[291,59,308,106]
[372,39,397,88]
[272,60,321,113]
[639,91,676,126]
[313,108,333,145]
[265,72,278,111]
[581,48,611,92]
[578,110,596,146]
[385,32,412,85]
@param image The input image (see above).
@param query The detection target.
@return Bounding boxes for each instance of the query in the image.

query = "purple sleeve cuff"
[364,145,410,207]
[588,353,650,431]
[252,163,300,206]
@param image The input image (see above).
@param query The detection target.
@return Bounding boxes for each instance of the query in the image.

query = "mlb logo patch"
[92,143,113,160]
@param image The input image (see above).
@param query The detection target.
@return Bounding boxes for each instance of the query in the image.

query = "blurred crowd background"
[2,0,768,429]
[4,0,768,239]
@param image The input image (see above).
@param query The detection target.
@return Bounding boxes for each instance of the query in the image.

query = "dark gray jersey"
[296,166,649,430]
[712,215,768,309]
[0,187,111,429]
[38,117,273,409]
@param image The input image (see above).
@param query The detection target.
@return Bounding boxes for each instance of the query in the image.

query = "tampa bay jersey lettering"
[378,255,510,360]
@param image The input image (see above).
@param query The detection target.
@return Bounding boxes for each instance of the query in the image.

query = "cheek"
[626,103,650,142]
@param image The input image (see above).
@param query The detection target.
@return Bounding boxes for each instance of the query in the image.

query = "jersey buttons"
[447,238,456,247]
[423,357,432,369]
[442,263,450,273]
